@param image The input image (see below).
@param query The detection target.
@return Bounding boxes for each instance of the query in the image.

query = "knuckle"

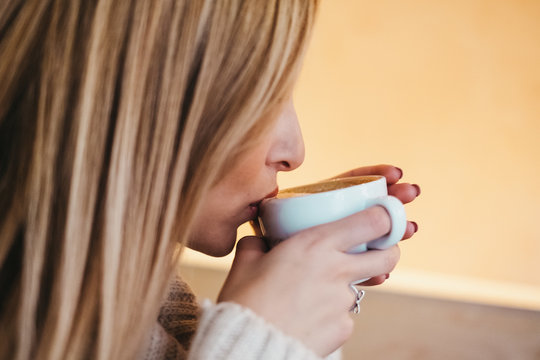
[286,232,328,267]
[297,233,321,257]
[367,206,392,236]
[297,225,332,252]
[335,262,351,280]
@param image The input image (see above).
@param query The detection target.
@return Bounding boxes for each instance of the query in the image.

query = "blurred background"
[182,0,540,358]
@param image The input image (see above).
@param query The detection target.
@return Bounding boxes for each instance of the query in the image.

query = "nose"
[266,99,305,172]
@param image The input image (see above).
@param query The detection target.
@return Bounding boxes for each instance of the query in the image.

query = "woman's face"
[188,99,305,256]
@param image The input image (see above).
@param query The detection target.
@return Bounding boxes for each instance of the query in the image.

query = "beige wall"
[182,0,540,310]
[292,0,540,300]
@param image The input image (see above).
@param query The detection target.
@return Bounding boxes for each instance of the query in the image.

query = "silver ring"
[349,285,366,314]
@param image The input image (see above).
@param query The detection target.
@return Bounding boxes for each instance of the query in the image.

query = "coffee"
[276,176,379,199]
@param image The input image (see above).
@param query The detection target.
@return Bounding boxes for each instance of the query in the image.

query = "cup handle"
[347,195,406,253]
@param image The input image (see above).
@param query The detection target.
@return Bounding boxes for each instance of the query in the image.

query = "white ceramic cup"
[258,175,406,253]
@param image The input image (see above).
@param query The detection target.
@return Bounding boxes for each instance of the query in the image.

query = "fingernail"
[411,221,418,233]
[385,273,390,279]
[396,167,403,179]
[412,184,421,197]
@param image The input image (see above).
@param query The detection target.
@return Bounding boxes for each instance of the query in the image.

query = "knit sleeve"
[140,277,341,360]
[188,300,341,360]
[139,277,200,360]
[141,323,189,360]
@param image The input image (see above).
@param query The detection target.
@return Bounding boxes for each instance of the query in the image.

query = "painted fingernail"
[411,221,418,233]
[396,167,403,179]
[385,273,390,279]
[412,184,421,197]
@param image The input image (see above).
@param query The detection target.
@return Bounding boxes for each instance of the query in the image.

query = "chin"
[187,230,237,257]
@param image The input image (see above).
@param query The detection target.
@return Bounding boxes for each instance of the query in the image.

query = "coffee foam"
[276,176,379,199]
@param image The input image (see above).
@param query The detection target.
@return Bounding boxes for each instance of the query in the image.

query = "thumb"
[218,236,267,302]
[232,236,268,266]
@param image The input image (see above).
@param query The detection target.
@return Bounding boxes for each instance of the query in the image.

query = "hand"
[333,163,420,239]
[333,164,420,286]
[218,206,400,356]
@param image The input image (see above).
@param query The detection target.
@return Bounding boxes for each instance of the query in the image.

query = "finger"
[302,206,391,253]
[219,237,268,302]
[388,183,420,204]
[332,164,403,185]
[233,236,267,264]
[343,245,401,281]
[402,221,418,240]
[355,274,387,286]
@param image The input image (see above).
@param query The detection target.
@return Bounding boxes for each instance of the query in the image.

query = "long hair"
[0,0,318,358]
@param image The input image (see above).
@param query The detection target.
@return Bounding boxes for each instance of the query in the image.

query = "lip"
[248,187,279,219]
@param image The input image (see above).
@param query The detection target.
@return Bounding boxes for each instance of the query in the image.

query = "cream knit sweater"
[140,278,341,360]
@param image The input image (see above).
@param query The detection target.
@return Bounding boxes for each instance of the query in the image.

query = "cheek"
[188,198,238,256]
[187,144,270,255]
[187,184,243,254]
[233,148,269,183]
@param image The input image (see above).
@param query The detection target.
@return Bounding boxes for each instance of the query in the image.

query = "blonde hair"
[0,0,318,359]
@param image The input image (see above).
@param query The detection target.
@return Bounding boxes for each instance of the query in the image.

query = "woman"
[0,0,420,359]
